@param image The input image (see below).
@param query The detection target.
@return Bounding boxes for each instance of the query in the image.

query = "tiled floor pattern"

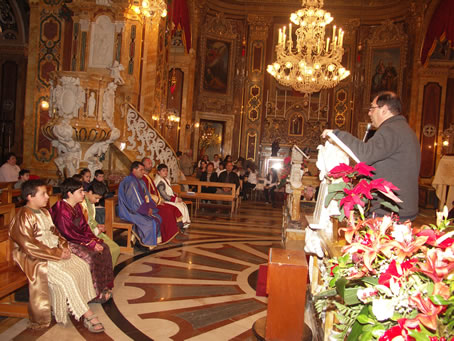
[0,201,283,340]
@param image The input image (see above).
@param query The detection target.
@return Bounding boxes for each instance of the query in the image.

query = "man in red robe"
[141,157,183,238]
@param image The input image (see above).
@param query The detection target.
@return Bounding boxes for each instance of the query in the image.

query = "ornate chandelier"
[267,0,350,94]
[131,0,167,18]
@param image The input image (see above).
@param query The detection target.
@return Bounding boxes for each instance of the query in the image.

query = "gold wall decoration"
[288,113,304,136]
[247,84,261,122]
[246,130,258,161]
[334,88,348,128]
[251,41,264,74]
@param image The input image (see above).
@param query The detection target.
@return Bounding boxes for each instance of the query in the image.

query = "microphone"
[362,123,372,142]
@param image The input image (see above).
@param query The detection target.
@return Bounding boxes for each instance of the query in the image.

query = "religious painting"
[369,47,400,100]
[364,22,407,108]
[203,39,231,94]
[198,119,224,160]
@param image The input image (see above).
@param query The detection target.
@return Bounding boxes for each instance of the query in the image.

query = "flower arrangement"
[314,163,454,341]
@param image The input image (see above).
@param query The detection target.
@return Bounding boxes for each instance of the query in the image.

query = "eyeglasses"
[368,105,380,112]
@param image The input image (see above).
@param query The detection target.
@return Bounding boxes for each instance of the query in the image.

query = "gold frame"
[246,130,258,161]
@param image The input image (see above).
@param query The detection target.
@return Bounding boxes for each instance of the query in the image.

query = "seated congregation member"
[81,181,120,267]
[90,169,112,224]
[200,162,218,193]
[218,161,240,193]
[155,163,191,228]
[9,180,104,332]
[141,157,182,239]
[216,162,226,176]
[212,154,220,171]
[195,160,207,179]
[0,152,20,182]
[118,161,162,247]
[51,178,114,303]
[79,168,91,191]
[264,168,279,207]
[242,165,257,200]
[14,169,30,189]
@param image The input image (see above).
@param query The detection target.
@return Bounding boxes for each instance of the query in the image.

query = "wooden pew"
[0,203,28,318]
[104,196,134,254]
[178,180,238,217]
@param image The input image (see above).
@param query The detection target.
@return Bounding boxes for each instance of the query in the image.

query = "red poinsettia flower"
[408,293,443,331]
[354,162,375,177]
[412,248,454,282]
[339,187,367,217]
[327,163,354,182]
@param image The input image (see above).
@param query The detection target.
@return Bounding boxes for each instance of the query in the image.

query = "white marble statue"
[109,61,125,85]
[102,82,117,129]
[84,128,120,175]
[53,77,85,119]
[87,92,96,117]
[52,121,82,178]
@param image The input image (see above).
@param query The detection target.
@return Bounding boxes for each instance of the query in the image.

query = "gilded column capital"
[247,14,272,34]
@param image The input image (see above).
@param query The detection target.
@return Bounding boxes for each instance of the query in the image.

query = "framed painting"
[363,22,407,107]
[201,37,234,96]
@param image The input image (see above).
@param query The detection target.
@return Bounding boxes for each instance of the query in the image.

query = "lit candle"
[334,36,337,47]
[279,29,282,44]
[289,24,292,42]
[275,91,278,117]
[326,38,330,52]
[332,25,336,41]
[339,30,344,47]
[284,89,287,115]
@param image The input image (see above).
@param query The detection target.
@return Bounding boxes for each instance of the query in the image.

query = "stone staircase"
[113,103,179,183]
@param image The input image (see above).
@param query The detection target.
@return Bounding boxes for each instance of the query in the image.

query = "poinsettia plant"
[314,209,454,341]
[324,162,402,222]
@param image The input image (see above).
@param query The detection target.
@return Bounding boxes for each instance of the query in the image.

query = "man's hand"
[94,243,104,252]
[61,248,71,259]
[98,224,106,233]
[321,129,333,139]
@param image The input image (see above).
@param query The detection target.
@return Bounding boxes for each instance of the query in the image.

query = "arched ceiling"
[205,0,417,23]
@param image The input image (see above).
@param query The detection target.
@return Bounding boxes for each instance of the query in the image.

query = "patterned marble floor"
[0,201,283,341]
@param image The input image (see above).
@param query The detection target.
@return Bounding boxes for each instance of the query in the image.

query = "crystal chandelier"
[131,0,167,18]
[267,0,350,94]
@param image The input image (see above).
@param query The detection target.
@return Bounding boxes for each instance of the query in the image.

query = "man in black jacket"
[218,161,240,193]
[322,91,421,221]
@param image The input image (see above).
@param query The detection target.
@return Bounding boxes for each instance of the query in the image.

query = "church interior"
[1,0,454,340]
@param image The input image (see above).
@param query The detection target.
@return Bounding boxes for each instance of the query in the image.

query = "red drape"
[420,0,454,66]
[169,0,191,53]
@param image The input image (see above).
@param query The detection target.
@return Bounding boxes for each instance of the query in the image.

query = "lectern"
[266,248,308,341]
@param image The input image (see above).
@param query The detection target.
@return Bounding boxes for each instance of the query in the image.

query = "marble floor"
[0,200,284,341]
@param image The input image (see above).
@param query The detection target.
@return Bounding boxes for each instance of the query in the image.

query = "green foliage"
[329,302,363,341]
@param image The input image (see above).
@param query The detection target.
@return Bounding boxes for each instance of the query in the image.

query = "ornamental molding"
[205,12,237,39]
[125,106,179,183]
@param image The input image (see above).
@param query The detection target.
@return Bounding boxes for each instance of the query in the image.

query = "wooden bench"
[0,203,28,318]
[105,196,134,254]
[178,180,239,217]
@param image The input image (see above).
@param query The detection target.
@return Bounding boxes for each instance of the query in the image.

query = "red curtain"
[169,0,191,53]
[420,0,454,66]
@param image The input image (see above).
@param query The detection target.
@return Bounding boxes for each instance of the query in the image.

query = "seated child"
[14,169,30,189]
[9,180,105,332]
[81,181,120,267]
[154,163,191,228]
[51,178,114,303]
[90,169,113,224]
[79,168,91,191]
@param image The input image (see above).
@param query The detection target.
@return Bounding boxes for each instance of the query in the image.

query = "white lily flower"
[391,224,412,243]
[372,299,395,321]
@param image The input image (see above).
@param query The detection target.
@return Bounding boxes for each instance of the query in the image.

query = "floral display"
[314,163,454,341]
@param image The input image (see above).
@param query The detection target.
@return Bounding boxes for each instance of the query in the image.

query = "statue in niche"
[109,61,125,85]
[271,138,280,156]
[290,114,303,135]
[102,82,117,129]
[87,92,96,117]
[84,128,120,175]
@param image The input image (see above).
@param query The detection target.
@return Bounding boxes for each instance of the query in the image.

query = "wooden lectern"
[266,248,309,341]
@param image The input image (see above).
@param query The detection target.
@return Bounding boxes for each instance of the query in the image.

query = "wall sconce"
[40,100,49,110]
[152,109,180,129]
[185,121,200,130]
